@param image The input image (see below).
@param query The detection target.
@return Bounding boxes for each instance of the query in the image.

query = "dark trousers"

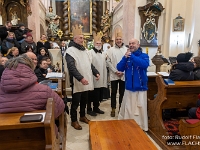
[70,91,88,122]
[111,80,125,109]
[87,88,104,111]
[188,100,200,119]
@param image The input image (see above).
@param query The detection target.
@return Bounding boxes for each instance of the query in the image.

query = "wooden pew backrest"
[0,98,66,150]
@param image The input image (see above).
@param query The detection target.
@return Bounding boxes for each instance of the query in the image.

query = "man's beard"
[95,45,102,50]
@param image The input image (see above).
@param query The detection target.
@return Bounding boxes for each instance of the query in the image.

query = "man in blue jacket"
[117,38,149,131]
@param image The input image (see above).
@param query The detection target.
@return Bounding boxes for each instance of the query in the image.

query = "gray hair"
[5,54,34,70]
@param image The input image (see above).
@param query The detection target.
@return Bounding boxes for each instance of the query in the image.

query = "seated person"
[6,47,19,59]
[191,56,200,80]
[36,34,51,54]
[0,53,4,81]
[14,23,28,44]
[46,57,55,72]
[21,33,37,54]
[1,32,20,56]
[26,52,38,70]
[0,54,65,118]
[24,45,34,53]
[35,58,48,83]
[188,94,200,119]
[37,47,49,63]
[169,52,194,81]
[1,57,8,66]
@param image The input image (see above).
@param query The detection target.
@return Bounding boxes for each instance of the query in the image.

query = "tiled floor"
[66,99,162,150]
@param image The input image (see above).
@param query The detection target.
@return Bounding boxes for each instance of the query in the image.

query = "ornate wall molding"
[63,0,69,37]
[92,2,97,33]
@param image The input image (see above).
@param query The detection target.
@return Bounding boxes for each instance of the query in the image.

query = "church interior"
[1,0,200,150]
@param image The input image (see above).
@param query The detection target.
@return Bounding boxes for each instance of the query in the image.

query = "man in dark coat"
[0,21,12,42]
[15,23,28,44]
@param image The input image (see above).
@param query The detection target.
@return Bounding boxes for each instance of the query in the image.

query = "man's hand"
[117,71,124,77]
[115,71,124,77]
[80,78,89,85]
[96,74,100,80]
[125,49,131,58]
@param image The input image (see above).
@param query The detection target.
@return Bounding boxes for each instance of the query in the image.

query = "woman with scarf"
[36,34,51,54]
[21,33,37,54]
[1,32,20,56]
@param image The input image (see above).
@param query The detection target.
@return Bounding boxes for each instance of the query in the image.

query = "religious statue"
[46,6,61,37]
[156,45,162,55]
[26,0,32,16]
[100,9,111,41]
[11,11,20,25]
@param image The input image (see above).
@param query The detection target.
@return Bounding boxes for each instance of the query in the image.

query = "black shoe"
[87,110,97,116]
[93,108,105,114]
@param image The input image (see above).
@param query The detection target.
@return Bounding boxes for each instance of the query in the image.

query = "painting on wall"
[68,0,92,36]
[173,14,184,32]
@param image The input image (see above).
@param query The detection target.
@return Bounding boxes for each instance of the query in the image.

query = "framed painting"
[68,0,92,36]
[173,18,184,32]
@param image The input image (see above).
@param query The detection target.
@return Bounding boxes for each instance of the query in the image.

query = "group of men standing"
[65,25,149,131]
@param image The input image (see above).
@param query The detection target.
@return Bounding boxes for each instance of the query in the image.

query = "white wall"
[111,0,200,72]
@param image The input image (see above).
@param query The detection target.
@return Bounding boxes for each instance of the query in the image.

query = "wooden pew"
[148,75,200,149]
[0,98,67,150]
[89,120,157,150]
[63,56,72,98]
[147,75,159,100]
[179,119,200,150]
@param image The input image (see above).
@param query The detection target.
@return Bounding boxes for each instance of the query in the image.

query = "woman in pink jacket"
[0,54,65,118]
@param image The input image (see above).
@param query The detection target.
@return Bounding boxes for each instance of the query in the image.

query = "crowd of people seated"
[0,54,65,118]
[0,21,67,82]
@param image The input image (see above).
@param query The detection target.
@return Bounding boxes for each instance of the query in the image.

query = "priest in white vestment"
[65,25,100,130]
[106,30,127,117]
[117,38,149,131]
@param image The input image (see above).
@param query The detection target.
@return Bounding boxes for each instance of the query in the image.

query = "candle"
[146,47,148,54]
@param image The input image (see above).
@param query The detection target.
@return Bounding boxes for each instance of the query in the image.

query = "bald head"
[129,38,140,52]
[26,52,37,69]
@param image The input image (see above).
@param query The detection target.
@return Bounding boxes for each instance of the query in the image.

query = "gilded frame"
[68,0,92,36]
[173,18,184,32]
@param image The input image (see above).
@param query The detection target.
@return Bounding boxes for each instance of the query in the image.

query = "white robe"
[0,15,2,25]
[67,47,94,93]
[118,90,148,131]
[106,45,127,81]
[88,50,107,88]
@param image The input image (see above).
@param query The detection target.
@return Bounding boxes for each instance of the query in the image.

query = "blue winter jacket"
[117,48,149,92]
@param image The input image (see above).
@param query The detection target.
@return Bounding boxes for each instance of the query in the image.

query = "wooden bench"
[148,75,200,149]
[179,119,200,150]
[0,98,67,150]
[89,119,157,150]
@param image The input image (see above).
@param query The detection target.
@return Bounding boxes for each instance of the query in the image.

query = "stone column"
[27,0,41,42]
[122,0,136,45]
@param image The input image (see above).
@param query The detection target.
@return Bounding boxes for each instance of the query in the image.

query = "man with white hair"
[65,25,100,130]
[87,32,107,116]
[117,38,149,131]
